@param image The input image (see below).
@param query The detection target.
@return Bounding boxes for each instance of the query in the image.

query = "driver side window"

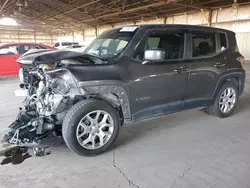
[133,31,185,62]
[147,37,160,49]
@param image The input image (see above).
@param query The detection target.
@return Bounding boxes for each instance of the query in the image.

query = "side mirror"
[144,49,165,62]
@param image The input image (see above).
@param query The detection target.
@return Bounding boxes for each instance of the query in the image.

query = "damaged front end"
[1,50,85,155]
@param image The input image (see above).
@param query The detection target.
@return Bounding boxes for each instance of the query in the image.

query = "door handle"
[214,62,225,68]
[174,67,189,73]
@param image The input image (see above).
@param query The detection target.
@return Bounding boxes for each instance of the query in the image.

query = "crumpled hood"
[17,49,85,65]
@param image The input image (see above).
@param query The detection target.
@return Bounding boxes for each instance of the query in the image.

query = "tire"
[62,99,121,156]
[207,81,239,118]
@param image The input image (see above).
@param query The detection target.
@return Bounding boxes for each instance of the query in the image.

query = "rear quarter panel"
[223,31,245,95]
[224,31,244,70]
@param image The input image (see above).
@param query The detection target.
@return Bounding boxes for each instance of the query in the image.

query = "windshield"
[84,27,137,59]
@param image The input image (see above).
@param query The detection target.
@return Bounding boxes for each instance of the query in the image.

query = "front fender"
[79,81,131,122]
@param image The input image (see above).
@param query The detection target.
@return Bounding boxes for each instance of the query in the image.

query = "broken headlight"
[51,78,70,94]
[45,69,79,95]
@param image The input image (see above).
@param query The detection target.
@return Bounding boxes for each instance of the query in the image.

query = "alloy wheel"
[219,87,237,113]
[76,110,114,150]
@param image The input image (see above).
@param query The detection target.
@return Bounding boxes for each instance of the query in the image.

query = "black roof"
[117,24,234,34]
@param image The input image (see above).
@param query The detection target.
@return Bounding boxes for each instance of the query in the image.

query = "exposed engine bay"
[0,48,97,155]
[2,66,82,154]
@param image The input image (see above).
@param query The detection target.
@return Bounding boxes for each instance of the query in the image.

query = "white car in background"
[52,42,79,49]
[66,44,86,53]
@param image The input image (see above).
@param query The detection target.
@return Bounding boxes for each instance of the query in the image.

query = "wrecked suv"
[2,25,245,156]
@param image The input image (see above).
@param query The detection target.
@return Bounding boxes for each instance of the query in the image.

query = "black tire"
[207,81,239,118]
[62,99,121,156]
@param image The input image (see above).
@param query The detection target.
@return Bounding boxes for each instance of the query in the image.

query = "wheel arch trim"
[212,71,245,100]
[78,81,131,122]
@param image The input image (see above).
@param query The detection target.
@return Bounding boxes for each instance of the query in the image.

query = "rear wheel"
[207,82,239,118]
[62,99,121,156]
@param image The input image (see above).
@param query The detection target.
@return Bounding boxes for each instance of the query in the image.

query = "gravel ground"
[0,65,250,188]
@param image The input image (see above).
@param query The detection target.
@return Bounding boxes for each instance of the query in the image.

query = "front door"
[128,29,189,121]
[0,44,21,76]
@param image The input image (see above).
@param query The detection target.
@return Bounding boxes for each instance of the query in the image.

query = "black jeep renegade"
[4,24,245,156]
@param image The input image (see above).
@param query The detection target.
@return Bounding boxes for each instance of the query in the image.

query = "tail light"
[237,56,245,65]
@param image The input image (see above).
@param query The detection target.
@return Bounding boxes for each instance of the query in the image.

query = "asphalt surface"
[0,65,250,188]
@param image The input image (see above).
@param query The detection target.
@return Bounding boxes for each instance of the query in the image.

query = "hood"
[17,49,85,65]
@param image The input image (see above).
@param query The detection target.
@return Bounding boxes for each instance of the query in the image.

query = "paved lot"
[0,65,250,188]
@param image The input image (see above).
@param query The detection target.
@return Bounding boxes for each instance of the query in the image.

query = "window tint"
[219,33,227,51]
[62,42,69,46]
[133,32,185,61]
[72,45,82,48]
[192,33,216,58]
[54,43,59,47]
[62,42,79,46]
[0,45,19,55]
[147,37,160,49]
[23,45,30,53]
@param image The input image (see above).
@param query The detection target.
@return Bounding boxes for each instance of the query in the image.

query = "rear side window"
[192,33,216,58]
[219,33,227,51]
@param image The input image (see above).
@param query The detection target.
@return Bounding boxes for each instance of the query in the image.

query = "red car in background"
[0,42,55,76]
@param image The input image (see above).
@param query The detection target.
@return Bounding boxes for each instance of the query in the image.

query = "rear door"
[0,44,21,76]
[129,29,190,120]
[185,31,227,107]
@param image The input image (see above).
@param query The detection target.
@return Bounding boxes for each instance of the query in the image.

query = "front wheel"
[62,99,121,156]
[207,82,239,118]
